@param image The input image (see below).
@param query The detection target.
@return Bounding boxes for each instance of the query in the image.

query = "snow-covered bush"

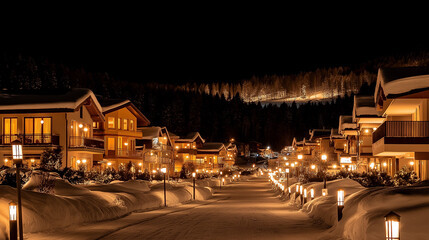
[393,166,420,186]
[40,147,63,171]
[62,167,85,184]
[0,167,30,187]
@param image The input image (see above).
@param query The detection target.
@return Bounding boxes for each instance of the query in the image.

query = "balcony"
[115,149,143,158]
[373,121,429,155]
[69,136,104,150]
[1,134,59,145]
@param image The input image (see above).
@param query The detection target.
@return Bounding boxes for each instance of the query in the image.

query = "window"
[117,118,121,129]
[24,117,52,144]
[3,118,18,144]
[117,137,122,150]
[93,122,99,129]
[123,119,128,130]
[107,137,115,150]
[130,120,134,131]
[108,117,115,129]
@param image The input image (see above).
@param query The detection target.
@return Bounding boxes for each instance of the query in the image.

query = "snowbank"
[280,178,429,240]
[0,176,219,239]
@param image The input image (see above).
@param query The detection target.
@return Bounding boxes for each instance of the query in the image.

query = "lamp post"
[321,154,327,189]
[337,189,345,221]
[161,168,167,207]
[285,168,289,191]
[11,140,23,240]
[9,202,17,240]
[303,188,307,204]
[300,185,303,205]
[385,211,400,240]
[192,172,196,200]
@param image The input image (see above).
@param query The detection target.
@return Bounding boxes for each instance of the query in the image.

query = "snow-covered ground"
[0,176,220,240]
[275,178,429,240]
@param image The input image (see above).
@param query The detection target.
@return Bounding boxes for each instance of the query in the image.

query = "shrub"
[393,166,420,186]
[40,147,62,171]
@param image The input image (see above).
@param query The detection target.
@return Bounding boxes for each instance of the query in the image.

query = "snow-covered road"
[99,176,328,240]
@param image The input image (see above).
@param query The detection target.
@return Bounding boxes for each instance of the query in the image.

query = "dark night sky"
[3,2,428,84]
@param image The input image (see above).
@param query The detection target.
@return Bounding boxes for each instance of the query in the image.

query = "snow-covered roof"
[353,95,380,120]
[101,98,150,127]
[375,67,429,102]
[141,127,162,139]
[198,142,225,152]
[176,132,205,143]
[309,129,331,141]
[339,115,357,132]
[0,88,104,120]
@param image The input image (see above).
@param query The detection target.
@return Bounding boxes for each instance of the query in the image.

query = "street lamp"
[192,172,196,200]
[9,202,17,240]
[311,164,316,170]
[161,168,167,207]
[11,140,23,240]
[310,188,314,200]
[298,154,303,160]
[337,189,345,221]
[303,188,307,204]
[385,211,400,240]
[321,154,327,161]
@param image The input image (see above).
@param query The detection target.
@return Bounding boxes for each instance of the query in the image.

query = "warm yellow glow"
[341,164,345,168]
[186,155,189,159]
[333,164,337,169]
[373,127,377,131]
[299,185,303,194]
[295,162,298,165]
[278,168,282,172]
[286,162,289,166]
[365,129,369,133]
[321,154,327,161]
[4,159,8,163]
[192,172,196,178]
[283,157,286,160]
[291,163,295,167]
[344,144,347,146]
[124,142,128,146]
[82,159,87,163]
[164,137,167,140]
[409,161,415,166]
[84,127,88,132]
[310,188,314,198]
[298,154,303,160]
[77,160,81,164]
[138,163,142,166]
[311,165,316,170]
[31,159,35,163]
[152,170,156,173]
[9,202,17,221]
[296,185,299,192]
[220,171,223,175]
[79,124,83,128]
[322,191,326,196]
[175,146,179,149]
[370,162,375,169]
[107,162,112,166]
[383,162,387,167]
[304,188,307,198]
[40,119,44,124]
[286,168,289,173]
[151,152,154,156]
[161,168,167,173]
[337,189,345,206]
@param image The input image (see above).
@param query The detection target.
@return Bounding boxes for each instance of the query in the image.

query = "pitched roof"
[339,115,357,132]
[176,132,205,143]
[197,142,225,152]
[141,126,162,139]
[0,88,104,121]
[100,98,150,127]
[353,95,380,119]
[375,67,429,101]
[309,129,331,141]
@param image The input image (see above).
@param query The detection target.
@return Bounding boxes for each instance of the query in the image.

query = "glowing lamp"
[192,172,196,178]
[9,202,17,221]
[298,154,303,160]
[337,189,345,206]
[333,164,337,169]
[79,124,83,128]
[40,119,44,124]
[11,140,23,161]
[291,163,295,167]
[77,160,81,164]
[124,142,128,146]
[107,162,112,166]
[252,164,255,168]
[4,159,8,163]
[310,188,314,199]
[296,184,299,192]
[299,185,303,195]
[286,162,289,166]
[321,154,327,161]
[161,168,167,173]
[220,171,223,175]
[365,129,369,133]
[303,188,307,198]
[138,163,142,166]
[385,211,400,240]
[30,159,35,163]
[311,164,316,170]
[383,162,387,167]
[82,159,87,164]
[322,189,328,196]
[370,162,375,169]
[409,161,414,166]
[373,127,377,131]
[152,170,156,173]
[288,187,291,193]
[286,168,289,173]
[84,127,88,132]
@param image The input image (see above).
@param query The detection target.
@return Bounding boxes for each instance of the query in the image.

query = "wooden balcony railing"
[69,136,104,149]
[1,134,59,145]
[373,121,429,143]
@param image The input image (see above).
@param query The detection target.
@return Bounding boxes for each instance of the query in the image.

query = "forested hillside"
[0,52,427,150]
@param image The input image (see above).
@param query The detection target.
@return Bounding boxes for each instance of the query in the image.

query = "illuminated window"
[3,118,18,143]
[117,118,121,129]
[108,117,115,129]
[24,117,51,144]
[123,119,128,130]
[130,120,134,131]
[107,137,115,150]
[93,122,99,129]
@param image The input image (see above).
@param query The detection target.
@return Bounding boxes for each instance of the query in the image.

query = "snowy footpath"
[24,176,328,240]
